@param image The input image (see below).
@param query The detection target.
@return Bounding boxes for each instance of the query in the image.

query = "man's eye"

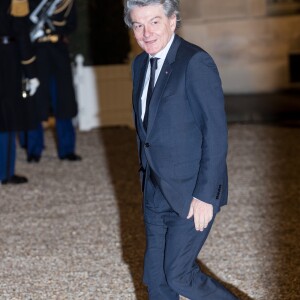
[134,24,143,30]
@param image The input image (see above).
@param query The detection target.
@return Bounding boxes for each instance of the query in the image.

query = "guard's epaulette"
[10,0,29,17]
[54,0,73,16]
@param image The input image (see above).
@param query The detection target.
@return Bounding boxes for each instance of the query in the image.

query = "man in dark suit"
[124,1,239,299]
[0,0,39,184]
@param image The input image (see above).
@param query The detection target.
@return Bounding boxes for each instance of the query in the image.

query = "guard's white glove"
[27,77,40,96]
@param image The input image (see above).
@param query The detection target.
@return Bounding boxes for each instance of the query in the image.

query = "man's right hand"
[187,198,213,231]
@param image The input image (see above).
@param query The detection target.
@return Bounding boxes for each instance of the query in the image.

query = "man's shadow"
[99,126,251,300]
[99,127,148,298]
[198,262,253,300]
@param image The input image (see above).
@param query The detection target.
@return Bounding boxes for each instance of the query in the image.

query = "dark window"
[267,0,300,15]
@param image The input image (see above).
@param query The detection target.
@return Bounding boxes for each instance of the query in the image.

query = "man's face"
[130,4,176,56]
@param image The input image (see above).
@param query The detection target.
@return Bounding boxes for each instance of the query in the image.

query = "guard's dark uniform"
[0,0,38,183]
[22,0,80,161]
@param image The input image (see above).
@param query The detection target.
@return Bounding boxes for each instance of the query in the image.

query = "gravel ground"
[0,124,299,300]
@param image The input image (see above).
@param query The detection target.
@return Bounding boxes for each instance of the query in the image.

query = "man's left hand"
[187,198,213,231]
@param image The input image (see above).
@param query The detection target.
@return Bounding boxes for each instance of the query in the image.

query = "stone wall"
[74,56,133,130]
[179,0,300,93]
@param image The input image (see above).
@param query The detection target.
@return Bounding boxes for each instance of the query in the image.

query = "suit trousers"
[0,132,16,181]
[143,176,238,300]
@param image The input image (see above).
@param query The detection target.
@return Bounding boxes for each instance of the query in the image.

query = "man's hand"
[187,198,213,231]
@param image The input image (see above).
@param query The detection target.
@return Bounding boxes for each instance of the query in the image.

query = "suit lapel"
[133,55,148,138]
[146,35,182,135]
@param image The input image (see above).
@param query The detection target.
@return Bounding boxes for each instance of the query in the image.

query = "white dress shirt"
[141,34,175,120]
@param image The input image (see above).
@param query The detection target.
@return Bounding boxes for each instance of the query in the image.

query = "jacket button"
[145,143,150,148]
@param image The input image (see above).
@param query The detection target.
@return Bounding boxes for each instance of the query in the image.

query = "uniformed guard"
[0,0,39,184]
[20,0,81,162]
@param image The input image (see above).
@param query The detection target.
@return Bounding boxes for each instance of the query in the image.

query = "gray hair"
[123,0,181,29]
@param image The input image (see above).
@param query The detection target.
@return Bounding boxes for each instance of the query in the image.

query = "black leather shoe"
[27,155,41,163]
[60,153,82,161]
[1,175,28,185]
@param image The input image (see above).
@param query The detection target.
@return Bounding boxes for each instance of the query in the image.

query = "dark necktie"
[143,57,159,130]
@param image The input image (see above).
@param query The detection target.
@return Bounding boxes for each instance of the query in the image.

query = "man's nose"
[143,25,151,37]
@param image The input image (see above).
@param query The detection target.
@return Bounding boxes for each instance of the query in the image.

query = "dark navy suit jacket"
[132,34,228,218]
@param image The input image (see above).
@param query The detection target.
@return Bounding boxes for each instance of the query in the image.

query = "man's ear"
[170,14,177,31]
